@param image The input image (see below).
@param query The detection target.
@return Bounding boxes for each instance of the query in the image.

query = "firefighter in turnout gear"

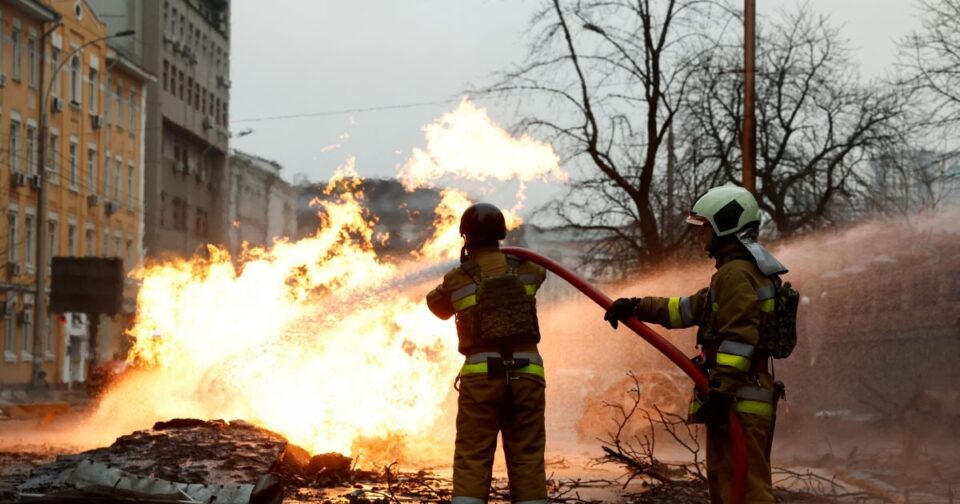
[426,203,548,504]
[605,186,795,504]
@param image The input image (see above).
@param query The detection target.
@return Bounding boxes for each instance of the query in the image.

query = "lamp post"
[31,28,136,388]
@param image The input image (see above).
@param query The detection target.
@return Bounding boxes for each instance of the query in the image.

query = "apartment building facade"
[0,0,151,388]
[227,150,295,253]
[89,0,231,259]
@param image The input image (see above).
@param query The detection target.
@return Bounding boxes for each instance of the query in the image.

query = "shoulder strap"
[504,254,522,276]
[459,259,483,284]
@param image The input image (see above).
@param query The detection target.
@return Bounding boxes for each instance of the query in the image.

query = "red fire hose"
[501,247,748,504]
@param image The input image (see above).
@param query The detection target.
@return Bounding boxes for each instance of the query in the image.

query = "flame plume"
[89,99,566,462]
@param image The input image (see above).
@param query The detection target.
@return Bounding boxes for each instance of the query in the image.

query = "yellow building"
[0,0,152,390]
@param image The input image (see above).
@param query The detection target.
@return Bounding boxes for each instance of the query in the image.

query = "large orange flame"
[89,99,566,463]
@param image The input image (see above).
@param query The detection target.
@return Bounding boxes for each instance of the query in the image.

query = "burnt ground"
[0,418,958,503]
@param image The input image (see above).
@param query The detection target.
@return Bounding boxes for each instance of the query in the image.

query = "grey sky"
[228,0,922,207]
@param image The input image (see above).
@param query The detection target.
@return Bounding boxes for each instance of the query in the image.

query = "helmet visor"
[686,215,707,226]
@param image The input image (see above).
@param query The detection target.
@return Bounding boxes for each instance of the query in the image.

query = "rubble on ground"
[8,418,370,503]
[18,418,287,495]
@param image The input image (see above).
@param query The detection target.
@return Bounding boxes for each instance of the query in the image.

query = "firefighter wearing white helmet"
[605,185,797,503]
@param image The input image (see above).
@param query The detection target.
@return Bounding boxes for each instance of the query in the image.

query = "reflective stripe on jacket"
[634,257,777,395]
[425,248,547,356]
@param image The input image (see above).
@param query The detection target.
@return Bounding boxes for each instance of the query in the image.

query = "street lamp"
[30,28,136,388]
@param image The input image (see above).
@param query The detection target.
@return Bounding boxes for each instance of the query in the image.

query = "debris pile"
[10,418,338,503]
[19,418,287,494]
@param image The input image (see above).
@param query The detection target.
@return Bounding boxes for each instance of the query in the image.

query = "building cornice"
[7,0,60,22]
[106,48,157,83]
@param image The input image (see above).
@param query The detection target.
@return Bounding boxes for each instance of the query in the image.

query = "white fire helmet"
[686,185,761,237]
[687,185,788,275]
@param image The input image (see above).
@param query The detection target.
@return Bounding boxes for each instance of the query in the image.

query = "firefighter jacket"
[634,251,778,397]
[427,248,547,356]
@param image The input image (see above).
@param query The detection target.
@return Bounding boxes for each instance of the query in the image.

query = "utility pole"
[742,0,756,194]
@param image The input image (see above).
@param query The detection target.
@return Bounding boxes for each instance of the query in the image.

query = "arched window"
[69,55,81,105]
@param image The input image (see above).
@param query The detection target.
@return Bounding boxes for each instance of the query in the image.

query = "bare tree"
[486,0,731,274]
[901,0,960,129]
[874,0,960,214]
[687,8,905,237]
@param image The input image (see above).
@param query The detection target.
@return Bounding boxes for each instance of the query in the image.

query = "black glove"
[604,297,640,329]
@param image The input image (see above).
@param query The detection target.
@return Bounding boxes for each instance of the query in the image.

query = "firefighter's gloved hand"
[699,389,733,427]
[604,297,640,329]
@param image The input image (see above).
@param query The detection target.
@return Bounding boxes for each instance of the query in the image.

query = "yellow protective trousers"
[452,370,547,504]
[706,410,775,504]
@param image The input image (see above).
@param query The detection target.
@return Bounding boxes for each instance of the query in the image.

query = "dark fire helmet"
[459,203,507,246]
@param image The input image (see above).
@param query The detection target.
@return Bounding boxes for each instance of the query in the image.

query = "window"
[3,295,13,359]
[88,68,98,113]
[163,60,169,92]
[9,120,20,172]
[103,151,110,196]
[7,211,18,264]
[27,36,36,87]
[116,84,124,128]
[48,132,60,183]
[104,232,110,256]
[215,98,221,125]
[178,69,184,99]
[26,125,36,175]
[68,140,78,189]
[67,223,77,256]
[125,239,132,271]
[24,213,34,269]
[113,158,121,201]
[87,147,97,195]
[187,77,193,106]
[195,209,208,238]
[114,236,120,259]
[47,220,56,269]
[127,163,134,210]
[202,89,207,115]
[11,26,21,80]
[85,228,95,256]
[22,297,32,359]
[128,90,136,131]
[50,47,60,98]
[45,313,54,356]
[172,197,187,231]
[69,55,81,105]
[160,192,166,227]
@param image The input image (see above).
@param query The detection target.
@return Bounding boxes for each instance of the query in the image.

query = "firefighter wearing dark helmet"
[426,202,548,504]
[605,186,795,504]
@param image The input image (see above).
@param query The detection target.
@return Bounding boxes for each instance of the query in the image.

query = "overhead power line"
[230,98,463,124]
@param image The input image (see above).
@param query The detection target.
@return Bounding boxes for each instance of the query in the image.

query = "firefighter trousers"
[452,373,547,504]
[706,411,775,504]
